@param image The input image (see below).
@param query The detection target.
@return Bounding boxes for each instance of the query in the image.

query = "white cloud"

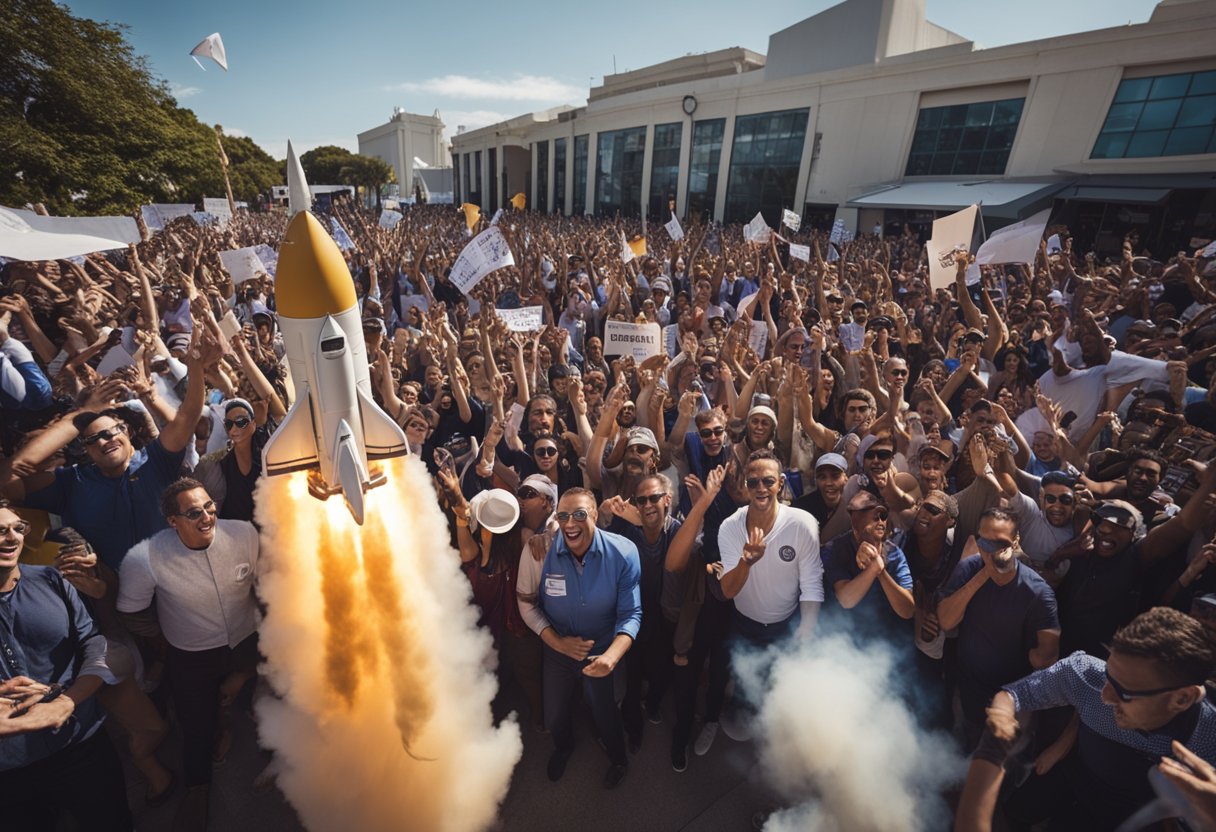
[442,109,512,137]
[171,83,202,100]
[222,127,248,138]
[388,74,583,102]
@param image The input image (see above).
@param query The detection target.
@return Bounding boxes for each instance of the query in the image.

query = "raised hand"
[742,525,767,565]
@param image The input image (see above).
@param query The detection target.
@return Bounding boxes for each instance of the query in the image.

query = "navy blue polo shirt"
[822,531,914,644]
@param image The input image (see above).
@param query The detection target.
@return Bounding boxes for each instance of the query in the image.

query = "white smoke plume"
[735,635,965,832]
[254,456,522,832]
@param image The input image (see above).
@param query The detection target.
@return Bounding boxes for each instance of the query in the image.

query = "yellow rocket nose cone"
[275,212,357,319]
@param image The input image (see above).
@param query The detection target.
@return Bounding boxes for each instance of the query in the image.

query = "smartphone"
[433,447,455,477]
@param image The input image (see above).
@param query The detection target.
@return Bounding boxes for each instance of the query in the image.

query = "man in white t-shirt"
[117,477,260,828]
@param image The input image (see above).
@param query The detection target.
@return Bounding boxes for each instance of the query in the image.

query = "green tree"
[299,145,354,185]
[218,129,281,205]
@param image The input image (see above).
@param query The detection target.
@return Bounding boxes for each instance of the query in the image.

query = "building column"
[586,134,598,216]
[676,117,693,219]
[564,133,575,216]
[530,143,538,211]
[640,123,655,224]
[713,115,736,224]
[546,142,556,214]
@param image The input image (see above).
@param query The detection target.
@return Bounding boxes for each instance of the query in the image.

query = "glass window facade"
[724,108,809,225]
[463,154,472,203]
[1092,71,1216,159]
[554,138,567,214]
[595,127,647,217]
[487,148,497,209]
[905,98,1024,176]
[688,119,725,221]
[648,122,682,220]
[473,151,483,204]
[573,135,589,216]
[536,141,549,213]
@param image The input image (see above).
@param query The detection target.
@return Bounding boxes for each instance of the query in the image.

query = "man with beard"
[822,434,919,540]
[600,475,689,765]
[999,471,1088,572]
[588,386,661,501]
[938,508,1060,747]
[583,336,611,380]
[799,387,877,456]
[793,453,848,525]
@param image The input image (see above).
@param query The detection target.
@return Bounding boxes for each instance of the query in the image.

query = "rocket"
[261,209,408,523]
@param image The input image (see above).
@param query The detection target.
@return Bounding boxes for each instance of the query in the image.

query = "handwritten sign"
[496,305,543,333]
[744,212,770,245]
[665,215,684,241]
[789,243,810,263]
[449,226,515,295]
[782,209,801,232]
[604,320,661,360]
[748,319,769,357]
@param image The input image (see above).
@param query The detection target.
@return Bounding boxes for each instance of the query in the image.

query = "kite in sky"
[190,33,228,71]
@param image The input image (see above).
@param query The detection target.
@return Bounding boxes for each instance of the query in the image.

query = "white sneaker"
[721,711,755,743]
[693,721,719,756]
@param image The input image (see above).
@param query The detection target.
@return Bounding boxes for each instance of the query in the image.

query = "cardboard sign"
[782,209,801,232]
[496,305,543,333]
[449,226,515,295]
[789,243,810,263]
[926,204,979,291]
[219,246,268,286]
[604,320,661,360]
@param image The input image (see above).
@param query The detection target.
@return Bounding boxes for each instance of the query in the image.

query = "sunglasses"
[976,536,1014,554]
[699,426,726,439]
[534,446,559,458]
[517,487,539,500]
[83,424,127,446]
[178,501,218,521]
[0,521,31,538]
[633,493,666,506]
[745,476,779,490]
[555,509,590,523]
[224,416,252,431]
[920,502,945,517]
[1043,492,1075,506]
[859,506,890,521]
[888,369,909,378]
[864,449,895,461]
[1104,668,1185,703]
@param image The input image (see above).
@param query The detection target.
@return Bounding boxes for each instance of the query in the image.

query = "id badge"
[544,575,567,597]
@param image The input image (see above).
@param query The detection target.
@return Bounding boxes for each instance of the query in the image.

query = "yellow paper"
[628,236,647,258]
[461,203,481,230]
[510,193,526,211]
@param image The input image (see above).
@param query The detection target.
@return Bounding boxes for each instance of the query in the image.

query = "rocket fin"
[334,425,366,525]
[357,386,409,459]
[261,396,320,476]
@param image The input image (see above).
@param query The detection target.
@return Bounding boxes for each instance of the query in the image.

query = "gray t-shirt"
[1008,490,1075,566]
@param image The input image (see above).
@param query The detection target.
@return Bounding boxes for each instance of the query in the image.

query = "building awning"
[847,179,1070,220]
[1057,185,1172,205]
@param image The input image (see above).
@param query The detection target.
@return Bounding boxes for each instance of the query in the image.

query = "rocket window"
[320,336,345,354]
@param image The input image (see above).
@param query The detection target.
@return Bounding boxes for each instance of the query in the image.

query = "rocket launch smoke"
[254,456,522,832]
[735,635,965,832]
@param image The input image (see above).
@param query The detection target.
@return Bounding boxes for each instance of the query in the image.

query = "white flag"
[782,209,801,232]
[665,214,684,242]
[379,209,403,230]
[744,212,771,245]
[620,230,635,264]
[0,207,140,262]
[975,209,1052,266]
[926,204,979,291]
[449,226,515,295]
[286,140,311,217]
[190,33,228,71]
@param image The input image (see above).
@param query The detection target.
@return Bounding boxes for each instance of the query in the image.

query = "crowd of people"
[2,196,1216,831]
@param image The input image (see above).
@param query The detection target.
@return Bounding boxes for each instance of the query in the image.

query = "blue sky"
[65,0,1159,160]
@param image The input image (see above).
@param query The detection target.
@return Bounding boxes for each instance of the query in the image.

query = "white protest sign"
[789,243,810,263]
[744,212,771,244]
[0,207,140,261]
[665,215,684,241]
[252,244,278,278]
[604,320,662,360]
[449,226,515,295]
[782,209,801,232]
[620,230,635,264]
[141,204,195,231]
[203,198,231,226]
[1046,234,1063,255]
[217,311,242,343]
[219,246,268,286]
[379,209,403,230]
[975,208,1051,266]
[748,319,768,356]
[489,208,504,227]
[838,323,865,353]
[1201,240,1216,258]
[829,218,848,245]
[96,345,136,377]
[664,324,679,357]
[496,305,544,333]
[926,204,978,291]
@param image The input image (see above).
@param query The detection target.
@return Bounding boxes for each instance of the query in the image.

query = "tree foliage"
[300,145,396,193]
[0,0,281,215]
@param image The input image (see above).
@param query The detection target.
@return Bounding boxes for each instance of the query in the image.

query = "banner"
[789,243,810,263]
[975,208,1051,266]
[744,212,771,244]
[203,198,232,226]
[219,246,268,285]
[141,204,196,231]
[449,226,515,295]
[829,218,848,245]
[0,207,140,261]
[604,320,661,360]
[496,305,543,333]
[665,215,684,241]
[330,218,355,251]
[379,209,403,230]
[782,209,801,232]
[926,204,978,291]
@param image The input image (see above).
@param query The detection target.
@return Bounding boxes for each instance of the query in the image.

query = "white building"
[358,108,452,202]
[449,0,1216,255]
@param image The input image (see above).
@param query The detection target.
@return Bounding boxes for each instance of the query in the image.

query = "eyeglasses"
[921,502,945,517]
[0,521,30,538]
[224,416,252,431]
[517,487,539,500]
[976,537,1014,554]
[864,449,894,461]
[1104,668,1186,703]
[555,509,590,523]
[82,424,127,446]
[888,369,909,378]
[633,493,666,506]
[534,446,559,457]
[1043,492,1075,506]
[177,501,218,521]
[745,476,779,490]
[699,426,726,439]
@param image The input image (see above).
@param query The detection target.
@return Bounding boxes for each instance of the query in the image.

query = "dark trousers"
[673,590,734,749]
[1003,751,1142,831]
[1,728,132,831]
[621,614,676,739]
[728,607,799,716]
[500,629,544,727]
[543,644,626,766]
[167,633,258,787]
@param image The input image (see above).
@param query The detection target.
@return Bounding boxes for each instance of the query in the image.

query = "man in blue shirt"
[536,488,641,788]
[0,499,130,829]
